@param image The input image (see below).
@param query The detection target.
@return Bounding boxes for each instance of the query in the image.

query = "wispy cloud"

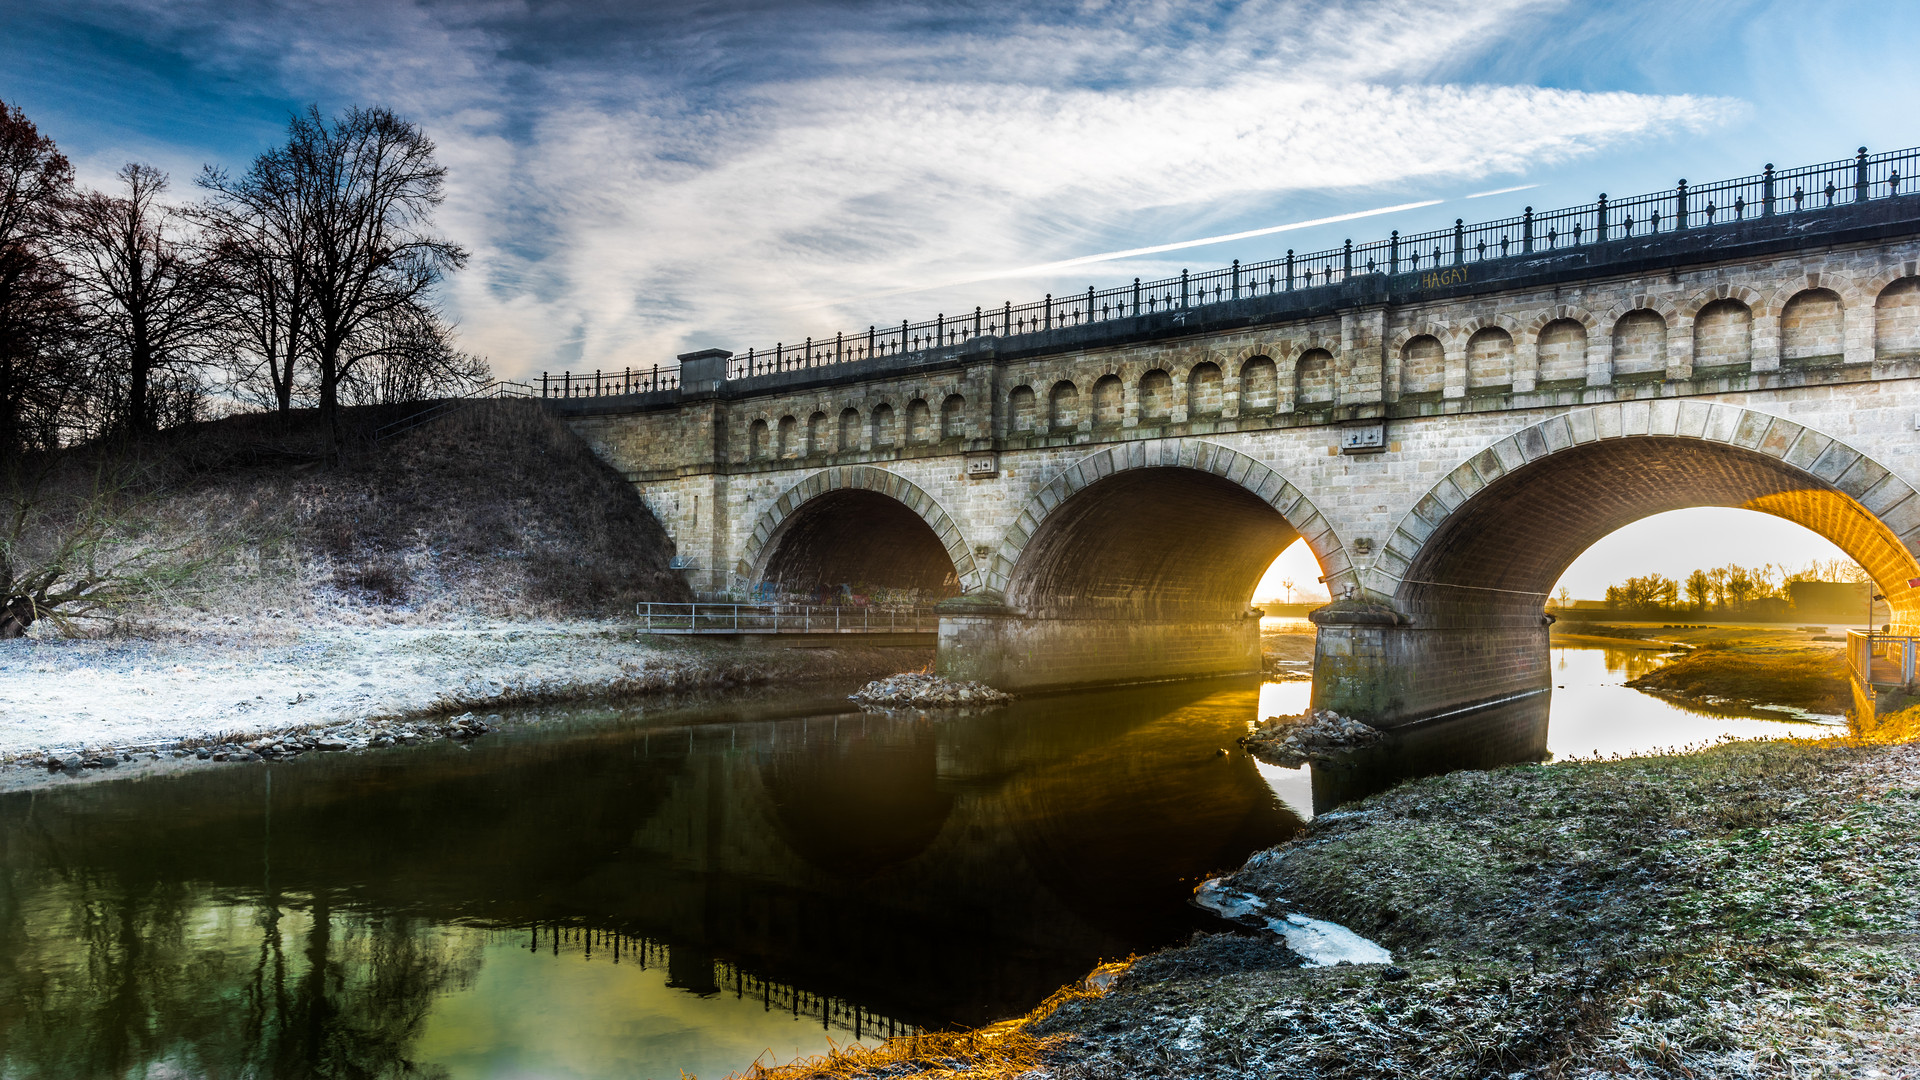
[46,0,1743,373]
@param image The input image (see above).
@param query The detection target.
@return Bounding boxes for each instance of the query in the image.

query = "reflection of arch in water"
[1000,681,1303,942]
[758,722,955,878]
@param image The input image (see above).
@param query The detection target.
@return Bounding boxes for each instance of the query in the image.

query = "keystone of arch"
[1861,260,1920,299]
[981,438,1354,600]
[1677,282,1765,320]
[1518,304,1599,340]
[735,465,979,590]
[1367,401,1920,608]
[1599,294,1682,333]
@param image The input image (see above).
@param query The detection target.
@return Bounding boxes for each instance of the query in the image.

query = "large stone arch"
[737,465,977,594]
[1368,401,1920,628]
[983,438,1352,607]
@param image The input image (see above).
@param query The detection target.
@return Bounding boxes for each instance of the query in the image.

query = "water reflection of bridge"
[506,924,916,1040]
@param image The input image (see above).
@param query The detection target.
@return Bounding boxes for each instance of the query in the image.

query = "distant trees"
[0,97,483,453]
[1599,560,1870,618]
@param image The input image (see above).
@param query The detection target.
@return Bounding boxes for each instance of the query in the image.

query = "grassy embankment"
[1556,622,1853,716]
[105,399,693,625]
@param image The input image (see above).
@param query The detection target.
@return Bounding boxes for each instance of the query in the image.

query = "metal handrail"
[372,379,537,441]
[538,145,1920,389]
[635,601,940,634]
[1847,629,1918,687]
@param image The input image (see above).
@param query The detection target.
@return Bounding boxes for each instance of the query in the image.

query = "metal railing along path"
[635,602,940,634]
[1848,630,1918,688]
[372,379,537,442]
[535,144,1920,392]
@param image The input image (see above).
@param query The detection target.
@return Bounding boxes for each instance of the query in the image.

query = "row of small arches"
[743,278,1920,459]
[1406,278,1920,394]
[747,395,967,460]
[1004,352,1332,431]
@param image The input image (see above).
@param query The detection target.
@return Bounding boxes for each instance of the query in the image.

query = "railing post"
[936,313,944,346]
[1521,208,1533,252]
[1132,277,1141,315]
[836,330,843,363]
[1086,286,1095,322]
[1181,269,1189,308]
[1232,258,1242,297]
[974,306,982,338]
[1675,179,1688,229]
[1857,146,1870,202]
[1044,294,1052,329]
[541,371,548,398]
[1761,166,1774,217]
[1595,194,1608,240]
[1387,233,1397,275]
[563,371,570,397]
[901,320,909,353]
[1341,240,1352,280]
[805,336,812,367]
[1003,301,1012,335]
[869,325,876,358]
[776,342,783,369]
[1453,218,1464,264]
[1285,250,1294,290]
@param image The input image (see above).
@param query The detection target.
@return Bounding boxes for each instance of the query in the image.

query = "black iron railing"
[540,145,1920,394]
[539,365,677,399]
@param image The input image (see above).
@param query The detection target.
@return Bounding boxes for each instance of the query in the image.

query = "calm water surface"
[0,645,1841,1080]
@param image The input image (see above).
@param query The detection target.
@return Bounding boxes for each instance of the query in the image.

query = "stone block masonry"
[554,190,1920,724]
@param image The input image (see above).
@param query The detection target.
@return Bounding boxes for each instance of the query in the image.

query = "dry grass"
[53,400,691,631]
[730,963,1132,1080]
[1625,644,1851,714]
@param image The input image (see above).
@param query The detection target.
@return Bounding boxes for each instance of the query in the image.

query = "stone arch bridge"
[557,151,1920,725]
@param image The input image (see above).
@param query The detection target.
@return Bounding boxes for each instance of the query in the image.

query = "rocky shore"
[1239,708,1383,766]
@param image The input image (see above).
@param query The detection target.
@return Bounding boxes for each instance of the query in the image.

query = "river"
[0,644,1841,1080]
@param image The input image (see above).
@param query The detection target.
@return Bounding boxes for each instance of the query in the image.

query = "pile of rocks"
[1240,708,1382,766]
[38,712,497,772]
[850,672,1012,709]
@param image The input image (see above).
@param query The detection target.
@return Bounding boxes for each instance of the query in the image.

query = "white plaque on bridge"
[1339,422,1387,455]
[965,451,998,477]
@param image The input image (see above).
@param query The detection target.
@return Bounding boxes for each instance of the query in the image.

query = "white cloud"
[96,0,1744,375]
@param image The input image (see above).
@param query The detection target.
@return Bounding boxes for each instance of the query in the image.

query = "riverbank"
[0,622,927,766]
[747,732,1920,1079]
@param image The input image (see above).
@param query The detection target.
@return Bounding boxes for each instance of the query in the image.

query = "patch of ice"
[1267,912,1392,967]
[1192,879,1267,920]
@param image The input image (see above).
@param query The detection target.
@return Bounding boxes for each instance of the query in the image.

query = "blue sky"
[3,0,1903,591]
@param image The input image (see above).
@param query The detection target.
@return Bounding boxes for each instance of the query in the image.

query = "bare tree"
[339,299,487,405]
[61,164,223,437]
[199,151,311,415]
[0,457,204,637]
[268,106,467,446]
[0,100,86,455]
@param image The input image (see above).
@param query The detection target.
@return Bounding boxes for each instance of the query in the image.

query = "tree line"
[0,98,484,458]
[1576,559,1871,617]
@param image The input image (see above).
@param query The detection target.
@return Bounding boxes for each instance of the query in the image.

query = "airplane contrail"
[785,198,1446,312]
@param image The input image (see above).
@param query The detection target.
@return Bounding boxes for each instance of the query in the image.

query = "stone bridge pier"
[555,151,1920,726]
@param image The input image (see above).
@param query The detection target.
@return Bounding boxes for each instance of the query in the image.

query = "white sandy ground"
[0,620,911,760]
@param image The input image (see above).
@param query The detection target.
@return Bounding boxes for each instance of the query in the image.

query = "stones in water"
[850,673,1013,710]
[1240,708,1383,767]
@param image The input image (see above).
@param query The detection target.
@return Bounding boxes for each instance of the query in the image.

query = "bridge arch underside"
[1317,436,1920,725]
[941,469,1300,690]
[757,489,959,600]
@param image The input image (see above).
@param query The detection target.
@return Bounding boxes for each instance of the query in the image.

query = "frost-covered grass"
[1026,740,1920,1079]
